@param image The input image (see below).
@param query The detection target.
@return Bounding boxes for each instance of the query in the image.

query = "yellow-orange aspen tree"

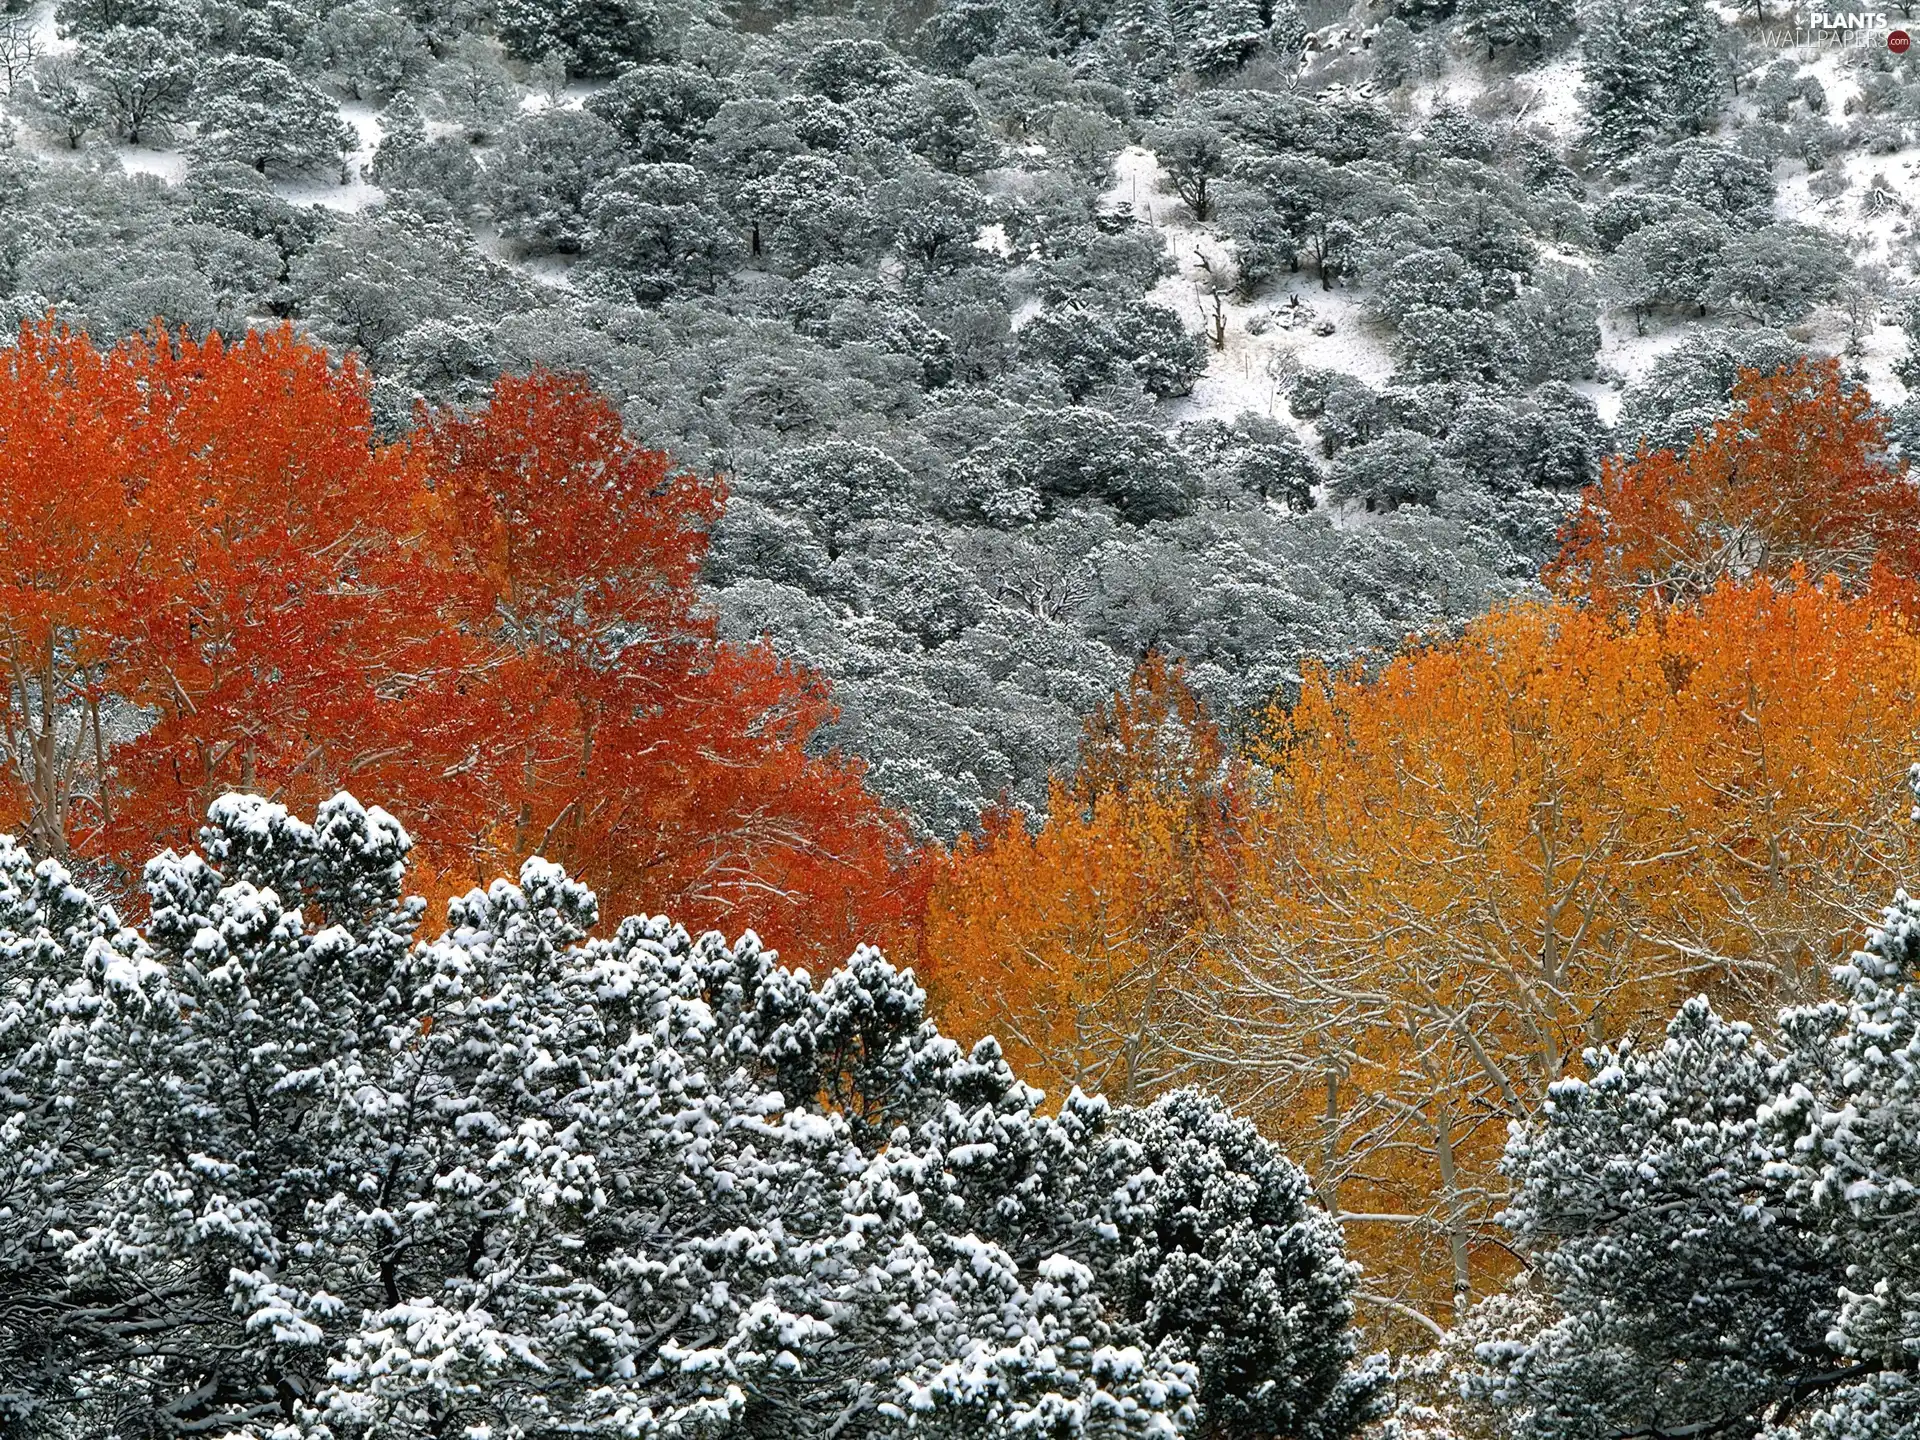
[921,654,1239,1105]
[1201,580,1920,1324]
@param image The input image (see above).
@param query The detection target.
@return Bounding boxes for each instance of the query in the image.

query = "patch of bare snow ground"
[1602,314,1691,373]
[1105,116,1915,439]
[1,30,388,210]
[1786,40,1867,122]
[1404,44,1494,118]
[1102,146,1398,443]
[115,145,189,182]
[1777,144,1914,268]
[516,80,608,112]
[276,100,384,212]
[1513,55,1583,141]
[27,0,70,56]
[1105,144,1635,471]
[1102,145,1407,527]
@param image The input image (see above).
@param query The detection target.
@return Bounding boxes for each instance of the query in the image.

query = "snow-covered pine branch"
[1484,767,1920,1440]
[0,791,1387,1440]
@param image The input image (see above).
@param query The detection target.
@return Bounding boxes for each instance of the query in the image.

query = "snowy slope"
[1101,145,1398,453]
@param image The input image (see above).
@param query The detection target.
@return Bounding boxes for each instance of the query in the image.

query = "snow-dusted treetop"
[0,791,1386,1440]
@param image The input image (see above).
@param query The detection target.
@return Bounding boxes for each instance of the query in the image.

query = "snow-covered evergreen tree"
[1165,0,1268,76]
[1579,0,1725,163]
[1486,997,1844,1440]
[189,55,356,175]
[1760,819,1920,1440]
[496,0,658,76]
[1460,0,1569,57]
[76,20,198,145]
[0,792,1386,1440]
[1489,769,1920,1440]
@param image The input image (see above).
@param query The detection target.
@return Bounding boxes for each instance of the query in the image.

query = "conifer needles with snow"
[0,791,1386,1440]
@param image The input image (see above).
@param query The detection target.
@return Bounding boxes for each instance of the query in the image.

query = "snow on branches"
[1487,769,1920,1440]
[0,792,1385,1440]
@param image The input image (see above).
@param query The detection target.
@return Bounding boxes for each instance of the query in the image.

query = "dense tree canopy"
[1216,579,1920,1313]
[929,574,1920,1316]
[1551,359,1920,606]
[1488,850,1920,1440]
[923,655,1240,1105]
[0,0,1916,1391]
[0,789,1389,1440]
[0,319,922,968]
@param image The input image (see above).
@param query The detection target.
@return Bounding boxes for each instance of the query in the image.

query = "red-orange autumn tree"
[1549,358,1920,605]
[414,373,929,957]
[0,318,924,966]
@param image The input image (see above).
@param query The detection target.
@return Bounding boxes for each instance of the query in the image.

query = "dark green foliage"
[1491,997,1847,1440]
[1580,0,1726,162]
[583,64,734,162]
[577,162,744,303]
[189,55,355,174]
[0,794,1387,1439]
[1111,1092,1392,1440]
[946,407,1199,525]
[485,108,625,253]
[1018,300,1205,401]
[496,0,657,75]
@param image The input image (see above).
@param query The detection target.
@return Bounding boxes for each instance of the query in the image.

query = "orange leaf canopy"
[1550,358,1920,606]
[0,320,923,968]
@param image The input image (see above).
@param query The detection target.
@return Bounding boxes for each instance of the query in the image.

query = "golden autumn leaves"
[922,653,1242,1107]
[925,357,1920,1325]
[1233,582,1920,1318]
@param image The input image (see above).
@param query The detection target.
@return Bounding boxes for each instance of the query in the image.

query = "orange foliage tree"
[1201,580,1920,1322]
[1549,358,1920,606]
[0,319,923,967]
[921,359,1920,1328]
[921,654,1239,1104]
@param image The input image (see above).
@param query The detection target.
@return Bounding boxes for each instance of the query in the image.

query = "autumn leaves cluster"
[9,321,1917,1332]
[922,357,1920,1323]
[0,320,922,971]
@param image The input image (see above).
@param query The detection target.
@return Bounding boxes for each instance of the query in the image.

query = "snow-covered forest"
[7,0,1920,1429]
